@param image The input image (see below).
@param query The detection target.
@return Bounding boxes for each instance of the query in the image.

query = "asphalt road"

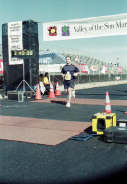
[0,83,127,184]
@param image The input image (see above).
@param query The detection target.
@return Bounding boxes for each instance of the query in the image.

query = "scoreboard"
[11,49,34,58]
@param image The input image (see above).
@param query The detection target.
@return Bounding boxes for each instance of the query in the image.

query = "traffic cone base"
[105,109,111,114]
[35,84,42,100]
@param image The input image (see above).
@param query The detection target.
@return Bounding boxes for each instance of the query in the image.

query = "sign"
[11,49,34,59]
[101,65,108,74]
[39,64,64,73]
[0,59,3,75]
[8,21,23,65]
[43,13,127,41]
[117,66,123,73]
[81,64,89,74]
[90,65,98,72]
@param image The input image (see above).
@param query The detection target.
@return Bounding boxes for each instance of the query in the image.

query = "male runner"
[61,56,79,108]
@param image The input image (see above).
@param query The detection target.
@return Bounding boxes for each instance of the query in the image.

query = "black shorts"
[64,80,75,89]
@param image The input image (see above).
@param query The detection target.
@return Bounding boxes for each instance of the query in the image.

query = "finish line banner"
[43,13,127,41]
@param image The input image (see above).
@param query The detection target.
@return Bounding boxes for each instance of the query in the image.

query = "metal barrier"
[50,74,127,86]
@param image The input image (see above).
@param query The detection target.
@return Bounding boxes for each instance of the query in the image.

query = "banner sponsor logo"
[8,21,23,65]
[48,26,57,36]
[43,13,127,41]
[62,25,70,36]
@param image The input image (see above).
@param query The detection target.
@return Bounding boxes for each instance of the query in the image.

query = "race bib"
[65,72,71,80]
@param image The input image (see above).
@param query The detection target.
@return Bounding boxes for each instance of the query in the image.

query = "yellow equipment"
[92,112,116,135]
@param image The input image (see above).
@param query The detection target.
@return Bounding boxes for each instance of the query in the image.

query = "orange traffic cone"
[48,83,55,98]
[35,84,42,100]
[105,91,111,114]
[55,82,61,96]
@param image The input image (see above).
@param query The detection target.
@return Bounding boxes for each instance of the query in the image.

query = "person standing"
[39,74,44,83]
[42,72,50,95]
[39,74,46,95]
[61,56,79,108]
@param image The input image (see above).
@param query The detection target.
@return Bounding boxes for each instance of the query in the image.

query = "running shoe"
[66,102,71,108]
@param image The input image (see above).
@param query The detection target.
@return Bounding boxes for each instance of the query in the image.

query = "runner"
[61,56,79,108]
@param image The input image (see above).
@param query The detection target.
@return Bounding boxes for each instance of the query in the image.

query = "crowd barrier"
[50,73,127,86]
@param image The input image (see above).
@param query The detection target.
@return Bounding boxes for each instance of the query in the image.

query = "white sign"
[117,66,123,73]
[101,65,108,74]
[43,13,127,41]
[81,64,89,74]
[90,65,98,72]
[8,21,23,65]
[39,64,64,73]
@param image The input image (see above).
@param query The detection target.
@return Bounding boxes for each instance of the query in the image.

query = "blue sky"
[0,0,127,65]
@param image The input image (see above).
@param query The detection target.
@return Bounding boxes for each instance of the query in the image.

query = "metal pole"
[23,61,25,92]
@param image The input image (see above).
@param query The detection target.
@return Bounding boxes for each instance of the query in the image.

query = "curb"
[59,80,127,91]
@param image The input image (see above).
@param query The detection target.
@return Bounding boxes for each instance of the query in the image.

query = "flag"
[0,59,3,75]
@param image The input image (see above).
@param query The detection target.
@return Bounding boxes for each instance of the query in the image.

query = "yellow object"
[65,72,71,80]
[42,77,49,85]
[92,112,116,135]
[51,28,55,34]
[39,76,43,82]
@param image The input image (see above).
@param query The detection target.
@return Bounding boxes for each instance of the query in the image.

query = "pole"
[16,60,35,93]
[23,60,25,92]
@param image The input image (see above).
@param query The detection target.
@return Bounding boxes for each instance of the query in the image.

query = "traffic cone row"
[105,91,111,114]
[34,84,113,115]
[33,83,126,115]
[34,83,111,113]
[35,81,61,100]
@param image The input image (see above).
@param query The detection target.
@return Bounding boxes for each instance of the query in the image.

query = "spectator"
[42,72,50,95]
[39,74,44,83]
[38,74,45,95]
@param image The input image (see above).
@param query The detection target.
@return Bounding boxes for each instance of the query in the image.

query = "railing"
[50,73,127,86]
